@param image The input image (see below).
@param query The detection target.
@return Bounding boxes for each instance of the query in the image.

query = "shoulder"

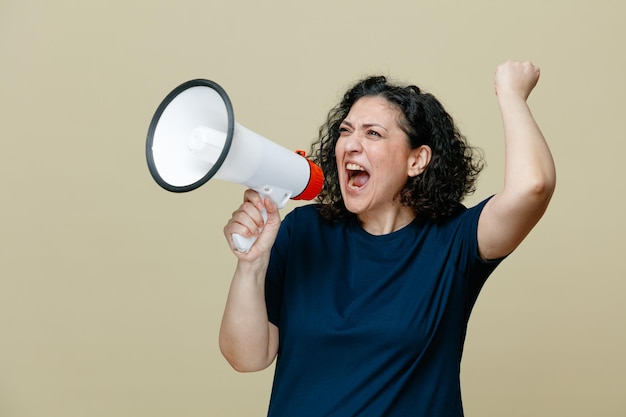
[284,204,322,221]
[280,204,320,231]
[277,204,350,249]
[425,196,494,251]
[439,196,493,228]
[282,204,347,231]
[277,204,323,240]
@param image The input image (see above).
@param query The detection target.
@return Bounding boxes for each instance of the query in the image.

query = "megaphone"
[146,79,324,252]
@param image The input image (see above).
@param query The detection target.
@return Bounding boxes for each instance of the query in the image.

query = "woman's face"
[335,96,426,219]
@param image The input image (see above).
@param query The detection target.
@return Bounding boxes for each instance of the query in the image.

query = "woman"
[220,60,556,416]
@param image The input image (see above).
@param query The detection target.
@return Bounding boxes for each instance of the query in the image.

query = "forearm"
[477,61,556,260]
[219,257,277,372]
[498,91,556,207]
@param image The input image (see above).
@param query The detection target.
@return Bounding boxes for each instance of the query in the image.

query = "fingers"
[223,190,280,255]
[242,189,264,209]
[225,201,264,241]
[494,60,540,99]
[496,59,539,75]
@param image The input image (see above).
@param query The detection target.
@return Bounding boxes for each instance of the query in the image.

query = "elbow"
[232,363,268,373]
[225,355,271,373]
[226,359,273,374]
[530,175,556,201]
[219,342,274,373]
[536,167,557,198]
[503,171,556,216]
[520,171,556,212]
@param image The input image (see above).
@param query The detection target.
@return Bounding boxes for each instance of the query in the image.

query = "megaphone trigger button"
[295,150,306,157]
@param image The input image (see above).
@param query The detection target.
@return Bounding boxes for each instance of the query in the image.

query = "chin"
[341,198,365,216]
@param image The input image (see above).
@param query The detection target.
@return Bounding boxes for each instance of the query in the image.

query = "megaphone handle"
[232,195,268,253]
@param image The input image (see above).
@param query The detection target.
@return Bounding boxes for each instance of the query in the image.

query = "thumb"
[248,198,281,254]
[262,198,281,229]
[259,198,280,247]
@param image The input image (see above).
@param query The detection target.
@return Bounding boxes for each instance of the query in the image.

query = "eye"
[339,125,351,135]
[367,129,382,138]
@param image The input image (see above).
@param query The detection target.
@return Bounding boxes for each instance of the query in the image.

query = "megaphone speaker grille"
[146,79,235,192]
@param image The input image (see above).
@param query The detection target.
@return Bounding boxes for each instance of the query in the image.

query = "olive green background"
[1,1,624,416]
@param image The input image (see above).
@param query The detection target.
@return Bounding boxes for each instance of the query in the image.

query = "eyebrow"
[340,120,389,132]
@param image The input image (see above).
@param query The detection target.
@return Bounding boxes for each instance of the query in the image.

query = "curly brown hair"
[310,75,484,222]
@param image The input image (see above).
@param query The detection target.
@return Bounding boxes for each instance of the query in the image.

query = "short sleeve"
[264,211,293,326]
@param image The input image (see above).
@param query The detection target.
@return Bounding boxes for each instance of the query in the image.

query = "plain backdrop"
[1,1,625,416]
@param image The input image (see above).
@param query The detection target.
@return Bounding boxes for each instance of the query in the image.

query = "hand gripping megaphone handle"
[231,187,288,253]
[229,156,323,253]
[231,197,268,253]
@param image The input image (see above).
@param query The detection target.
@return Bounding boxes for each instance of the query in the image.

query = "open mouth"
[347,163,370,190]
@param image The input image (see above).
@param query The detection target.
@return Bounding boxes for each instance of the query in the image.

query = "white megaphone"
[146,79,324,252]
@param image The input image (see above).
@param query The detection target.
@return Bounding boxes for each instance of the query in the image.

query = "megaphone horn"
[145,79,324,252]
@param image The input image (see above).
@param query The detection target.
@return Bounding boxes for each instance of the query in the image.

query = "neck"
[357,205,415,235]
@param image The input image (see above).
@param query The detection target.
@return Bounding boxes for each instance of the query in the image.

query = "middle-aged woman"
[219,60,556,416]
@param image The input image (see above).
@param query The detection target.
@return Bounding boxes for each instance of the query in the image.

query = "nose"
[340,131,363,154]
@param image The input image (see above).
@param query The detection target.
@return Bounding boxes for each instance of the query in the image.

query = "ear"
[407,145,432,177]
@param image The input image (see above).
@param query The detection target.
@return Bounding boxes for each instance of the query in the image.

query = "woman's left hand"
[494,60,540,101]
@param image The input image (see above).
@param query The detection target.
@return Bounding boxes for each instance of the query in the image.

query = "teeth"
[347,163,367,190]
[346,163,365,171]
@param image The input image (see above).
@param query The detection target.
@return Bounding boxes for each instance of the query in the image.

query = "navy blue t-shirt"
[265,199,502,417]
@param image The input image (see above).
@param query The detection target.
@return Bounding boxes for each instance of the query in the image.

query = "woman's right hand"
[223,189,281,260]
[221,189,281,371]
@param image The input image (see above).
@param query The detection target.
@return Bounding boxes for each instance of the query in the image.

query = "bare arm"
[478,60,556,260]
[219,190,280,372]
